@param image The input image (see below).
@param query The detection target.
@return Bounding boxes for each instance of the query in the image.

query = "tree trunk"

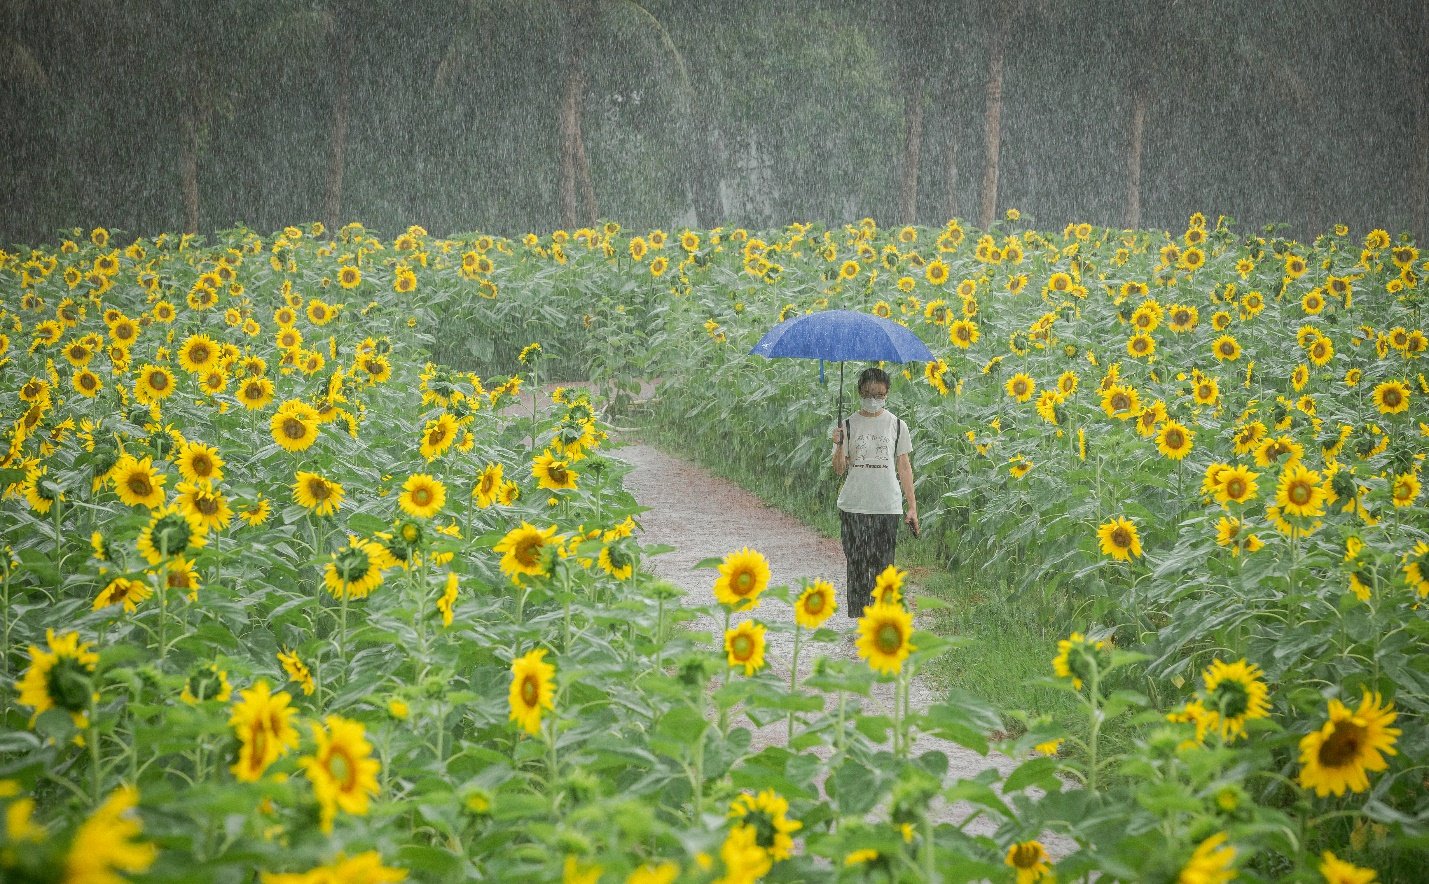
[1415,93,1427,244]
[181,107,200,234]
[692,118,724,227]
[558,0,596,230]
[978,0,1009,230]
[1126,84,1147,229]
[324,7,352,233]
[899,68,925,225]
[944,131,959,222]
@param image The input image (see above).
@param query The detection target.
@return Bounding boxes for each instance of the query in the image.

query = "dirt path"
[513,380,1074,853]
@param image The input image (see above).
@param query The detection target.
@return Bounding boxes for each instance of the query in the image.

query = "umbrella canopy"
[749,309,934,425]
[749,309,934,363]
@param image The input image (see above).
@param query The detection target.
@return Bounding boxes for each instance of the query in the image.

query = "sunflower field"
[0,216,1425,882]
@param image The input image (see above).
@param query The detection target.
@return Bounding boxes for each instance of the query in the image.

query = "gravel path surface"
[514,380,1075,854]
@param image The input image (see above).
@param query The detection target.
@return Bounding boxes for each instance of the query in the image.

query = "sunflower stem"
[88,690,102,806]
[157,561,171,667]
[1087,663,1102,794]
[786,624,802,746]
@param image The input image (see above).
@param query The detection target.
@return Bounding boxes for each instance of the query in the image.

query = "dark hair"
[857,366,891,394]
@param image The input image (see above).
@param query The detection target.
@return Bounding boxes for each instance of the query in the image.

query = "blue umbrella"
[749,308,934,424]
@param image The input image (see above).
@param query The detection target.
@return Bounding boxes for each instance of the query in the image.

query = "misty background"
[1,0,1425,245]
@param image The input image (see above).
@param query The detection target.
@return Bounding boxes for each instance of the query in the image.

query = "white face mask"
[860,396,886,412]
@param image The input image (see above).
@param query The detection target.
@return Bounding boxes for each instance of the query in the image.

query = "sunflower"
[419,413,458,461]
[337,265,362,289]
[1317,851,1377,884]
[72,368,103,397]
[509,648,556,735]
[1096,515,1142,560]
[180,662,232,705]
[92,576,152,613]
[1192,376,1220,406]
[724,620,768,676]
[597,542,634,580]
[175,480,233,532]
[300,715,380,833]
[794,579,836,629]
[271,410,319,452]
[1390,471,1421,508]
[474,462,504,508]
[323,537,391,599]
[1212,335,1242,362]
[134,364,176,404]
[1214,516,1263,556]
[1198,658,1272,741]
[1005,373,1035,403]
[1005,840,1052,883]
[293,471,344,517]
[949,319,979,348]
[63,786,157,883]
[1101,384,1140,419]
[1308,336,1334,366]
[1291,364,1310,391]
[1298,691,1400,797]
[532,450,578,491]
[240,497,271,527]
[237,376,275,411]
[18,628,99,726]
[1254,435,1303,468]
[924,259,949,286]
[1403,541,1429,596]
[1052,631,1109,690]
[307,299,336,325]
[398,473,446,518]
[1178,832,1236,884]
[136,506,207,565]
[165,556,202,601]
[176,441,224,483]
[856,602,915,676]
[1165,304,1198,334]
[1156,420,1194,460]
[178,334,218,374]
[728,789,802,862]
[493,521,560,581]
[1276,463,1326,519]
[713,546,771,610]
[275,327,303,350]
[1213,464,1259,506]
[111,455,167,508]
[1372,380,1410,415]
[1127,332,1155,358]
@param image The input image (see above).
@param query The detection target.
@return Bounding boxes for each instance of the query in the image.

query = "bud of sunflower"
[676,653,719,688]
[150,513,194,558]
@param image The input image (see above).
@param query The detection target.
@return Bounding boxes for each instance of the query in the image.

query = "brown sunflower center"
[521,675,539,706]
[127,473,153,496]
[307,480,331,502]
[282,417,307,440]
[1288,482,1312,506]
[732,570,755,595]
[1110,527,1131,548]
[1318,720,1366,768]
[875,622,903,654]
[1226,478,1246,499]
[411,487,433,506]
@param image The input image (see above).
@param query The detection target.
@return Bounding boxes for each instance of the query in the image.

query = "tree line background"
[1,0,1425,245]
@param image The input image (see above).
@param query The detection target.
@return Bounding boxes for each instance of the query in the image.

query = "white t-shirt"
[833,410,912,514]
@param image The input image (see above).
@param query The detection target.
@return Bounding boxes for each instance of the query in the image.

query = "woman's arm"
[896,452,917,526]
[832,425,847,476]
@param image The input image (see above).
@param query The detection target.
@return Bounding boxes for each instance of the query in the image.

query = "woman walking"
[831,366,918,621]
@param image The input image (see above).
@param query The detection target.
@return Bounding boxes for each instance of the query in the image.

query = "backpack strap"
[893,413,901,454]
